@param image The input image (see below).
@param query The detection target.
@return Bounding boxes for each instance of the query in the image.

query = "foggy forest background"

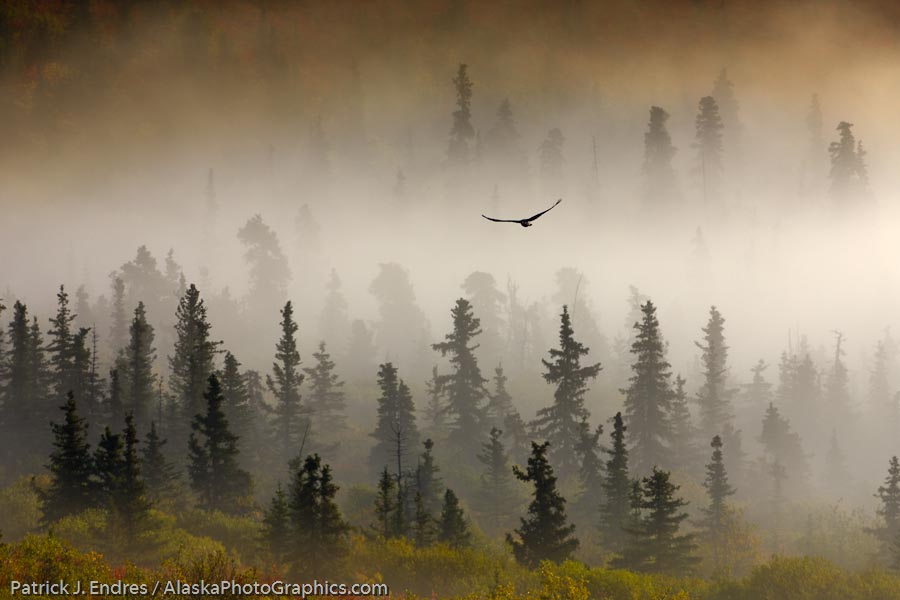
[3,0,900,595]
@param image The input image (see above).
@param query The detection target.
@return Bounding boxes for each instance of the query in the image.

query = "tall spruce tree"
[462,271,507,367]
[600,412,631,552]
[219,351,253,452]
[263,483,291,563]
[699,435,735,571]
[824,331,853,428]
[415,438,444,517]
[99,414,150,540]
[237,214,291,306]
[423,365,447,437]
[642,106,678,206]
[370,362,419,470]
[432,298,488,450]
[828,121,869,203]
[447,63,474,167]
[124,302,157,429]
[141,420,178,506]
[872,456,900,557]
[539,128,566,187]
[695,306,736,435]
[437,489,470,548]
[507,441,579,567]
[109,276,128,355]
[1,302,50,460]
[623,301,673,475]
[614,467,699,574]
[693,96,724,205]
[169,284,221,446]
[285,454,350,576]
[39,392,95,524]
[267,301,306,458]
[744,360,773,412]
[475,427,518,534]
[485,364,516,427]
[318,269,350,355]
[669,375,700,475]
[46,285,77,399]
[759,402,809,494]
[187,374,252,513]
[303,341,347,434]
[373,466,398,538]
[572,419,605,526]
[532,305,602,478]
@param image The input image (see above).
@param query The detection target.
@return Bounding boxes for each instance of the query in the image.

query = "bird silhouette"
[481,198,562,227]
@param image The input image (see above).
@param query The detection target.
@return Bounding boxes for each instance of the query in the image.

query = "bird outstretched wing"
[524,198,562,222]
[481,215,523,223]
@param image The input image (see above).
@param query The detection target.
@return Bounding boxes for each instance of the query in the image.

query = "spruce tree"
[39,392,95,524]
[263,483,291,563]
[107,367,125,430]
[437,489,470,548]
[187,374,252,513]
[538,128,565,185]
[124,302,157,428]
[432,298,488,450]
[532,305,602,478]
[699,435,735,571]
[94,427,124,510]
[600,412,631,551]
[169,284,221,445]
[46,285,77,400]
[1,302,50,460]
[485,364,515,428]
[711,68,742,155]
[373,466,397,538]
[447,63,474,166]
[413,492,434,547]
[284,454,350,575]
[68,327,92,409]
[315,461,350,572]
[872,456,900,556]
[141,420,178,506]
[614,467,699,574]
[693,96,724,205]
[109,276,128,354]
[370,362,419,470]
[503,410,530,466]
[623,300,673,475]
[824,331,852,427]
[318,269,350,355]
[572,419,604,526]
[303,341,347,434]
[113,415,150,539]
[462,271,507,367]
[642,106,678,206]
[669,375,700,474]
[423,365,447,437]
[744,359,773,411]
[507,441,579,567]
[219,351,252,450]
[237,214,291,306]
[267,301,306,458]
[828,121,868,202]
[759,402,809,493]
[415,438,443,517]
[696,306,736,436]
[475,427,518,534]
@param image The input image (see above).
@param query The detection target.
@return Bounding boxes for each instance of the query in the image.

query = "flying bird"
[481,198,562,227]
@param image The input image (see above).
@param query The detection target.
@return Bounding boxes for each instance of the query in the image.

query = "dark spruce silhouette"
[482,198,562,227]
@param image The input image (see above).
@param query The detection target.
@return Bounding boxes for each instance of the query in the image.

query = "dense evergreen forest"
[3,1,900,598]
